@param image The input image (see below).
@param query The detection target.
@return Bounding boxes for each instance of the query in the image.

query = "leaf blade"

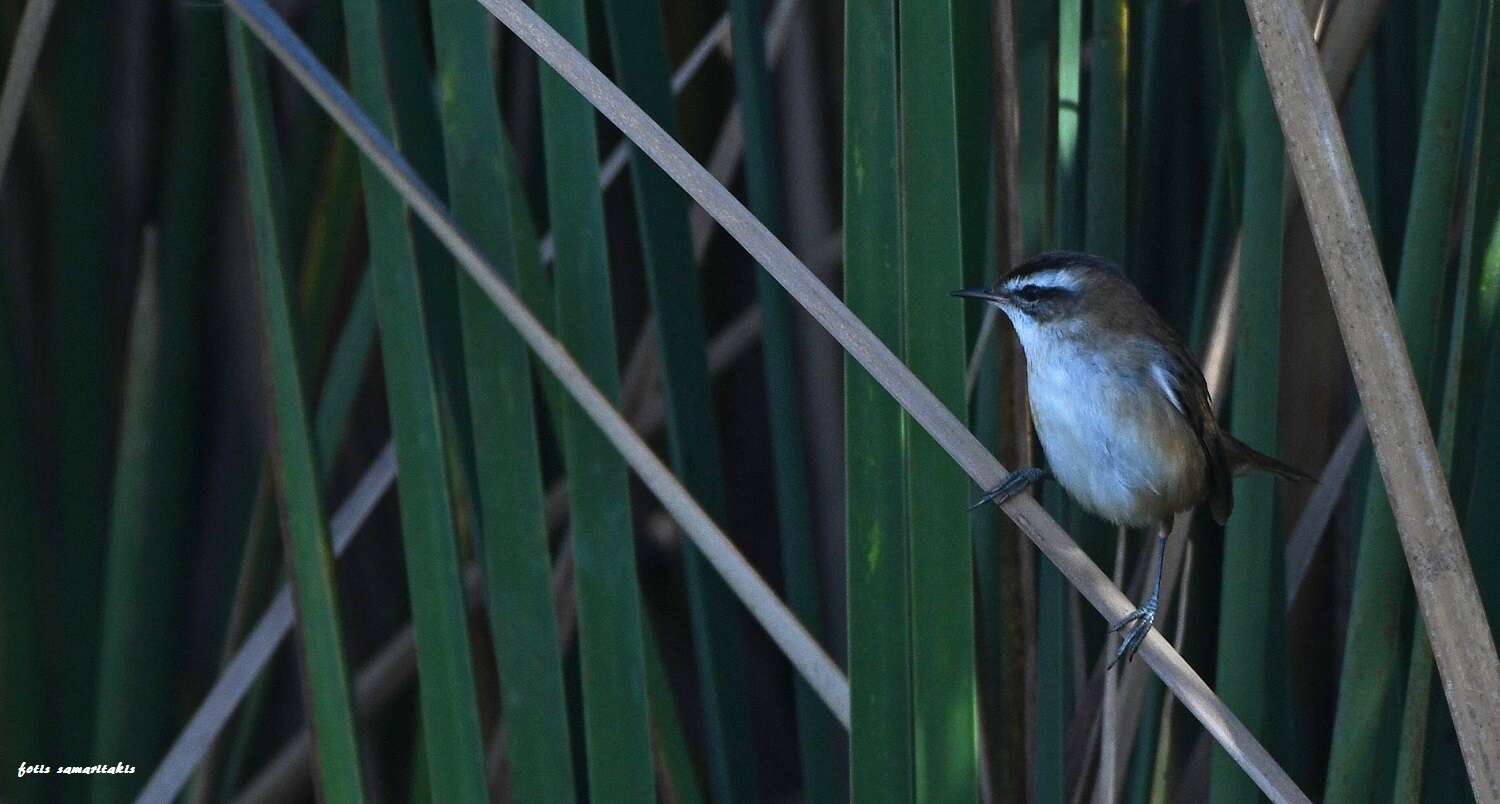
[533,0,656,797]
[337,0,492,796]
[425,0,580,797]
[226,23,368,801]
[844,0,914,797]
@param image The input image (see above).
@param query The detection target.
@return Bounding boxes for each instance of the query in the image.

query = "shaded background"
[0,0,1496,801]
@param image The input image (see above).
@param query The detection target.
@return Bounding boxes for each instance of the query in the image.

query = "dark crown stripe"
[1002,250,1123,285]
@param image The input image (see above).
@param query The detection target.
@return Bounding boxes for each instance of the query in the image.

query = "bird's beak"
[951,286,1006,304]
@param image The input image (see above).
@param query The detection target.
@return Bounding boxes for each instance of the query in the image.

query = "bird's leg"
[1108,525,1168,667]
[970,467,1052,511]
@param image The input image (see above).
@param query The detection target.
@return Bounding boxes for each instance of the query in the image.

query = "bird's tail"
[1223,434,1314,482]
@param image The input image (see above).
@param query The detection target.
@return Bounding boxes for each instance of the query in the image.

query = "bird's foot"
[1107,599,1158,668]
[970,467,1052,511]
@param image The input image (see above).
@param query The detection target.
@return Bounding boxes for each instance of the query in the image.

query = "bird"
[953,251,1311,665]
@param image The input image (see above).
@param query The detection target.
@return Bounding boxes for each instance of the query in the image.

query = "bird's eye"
[1014,285,1044,302]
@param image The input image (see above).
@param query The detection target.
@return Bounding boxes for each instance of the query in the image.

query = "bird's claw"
[970,467,1052,511]
[1107,601,1157,668]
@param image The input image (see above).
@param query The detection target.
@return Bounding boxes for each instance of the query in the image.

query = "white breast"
[1024,337,1205,527]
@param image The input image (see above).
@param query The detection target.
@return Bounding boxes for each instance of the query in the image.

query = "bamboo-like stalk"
[227,24,367,800]
[1209,40,1289,804]
[425,0,578,796]
[844,0,913,798]
[333,0,492,795]
[377,0,479,502]
[898,0,979,798]
[531,0,655,796]
[226,0,1314,797]
[1242,0,1500,797]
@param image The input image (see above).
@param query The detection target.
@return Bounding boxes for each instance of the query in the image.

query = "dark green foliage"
[46,4,110,793]
[602,1,759,797]
[0,262,40,804]
[1085,0,1127,265]
[25,0,1500,801]
[1326,1,1483,799]
[897,0,978,797]
[719,0,838,798]
[88,8,224,801]
[532,0,656,797]
[339,0,492,796]
[844,0,913,799]
[228,22,368,800]
[426,0,580,797]
[1209,43,1289,804]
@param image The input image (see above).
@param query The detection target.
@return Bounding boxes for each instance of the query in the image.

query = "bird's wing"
[1148,338,1234,525]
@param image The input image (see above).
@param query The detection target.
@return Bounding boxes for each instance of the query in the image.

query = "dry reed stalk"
[1243,0,1500,797]
[990,0,1035,798]
[0,0,56,189]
